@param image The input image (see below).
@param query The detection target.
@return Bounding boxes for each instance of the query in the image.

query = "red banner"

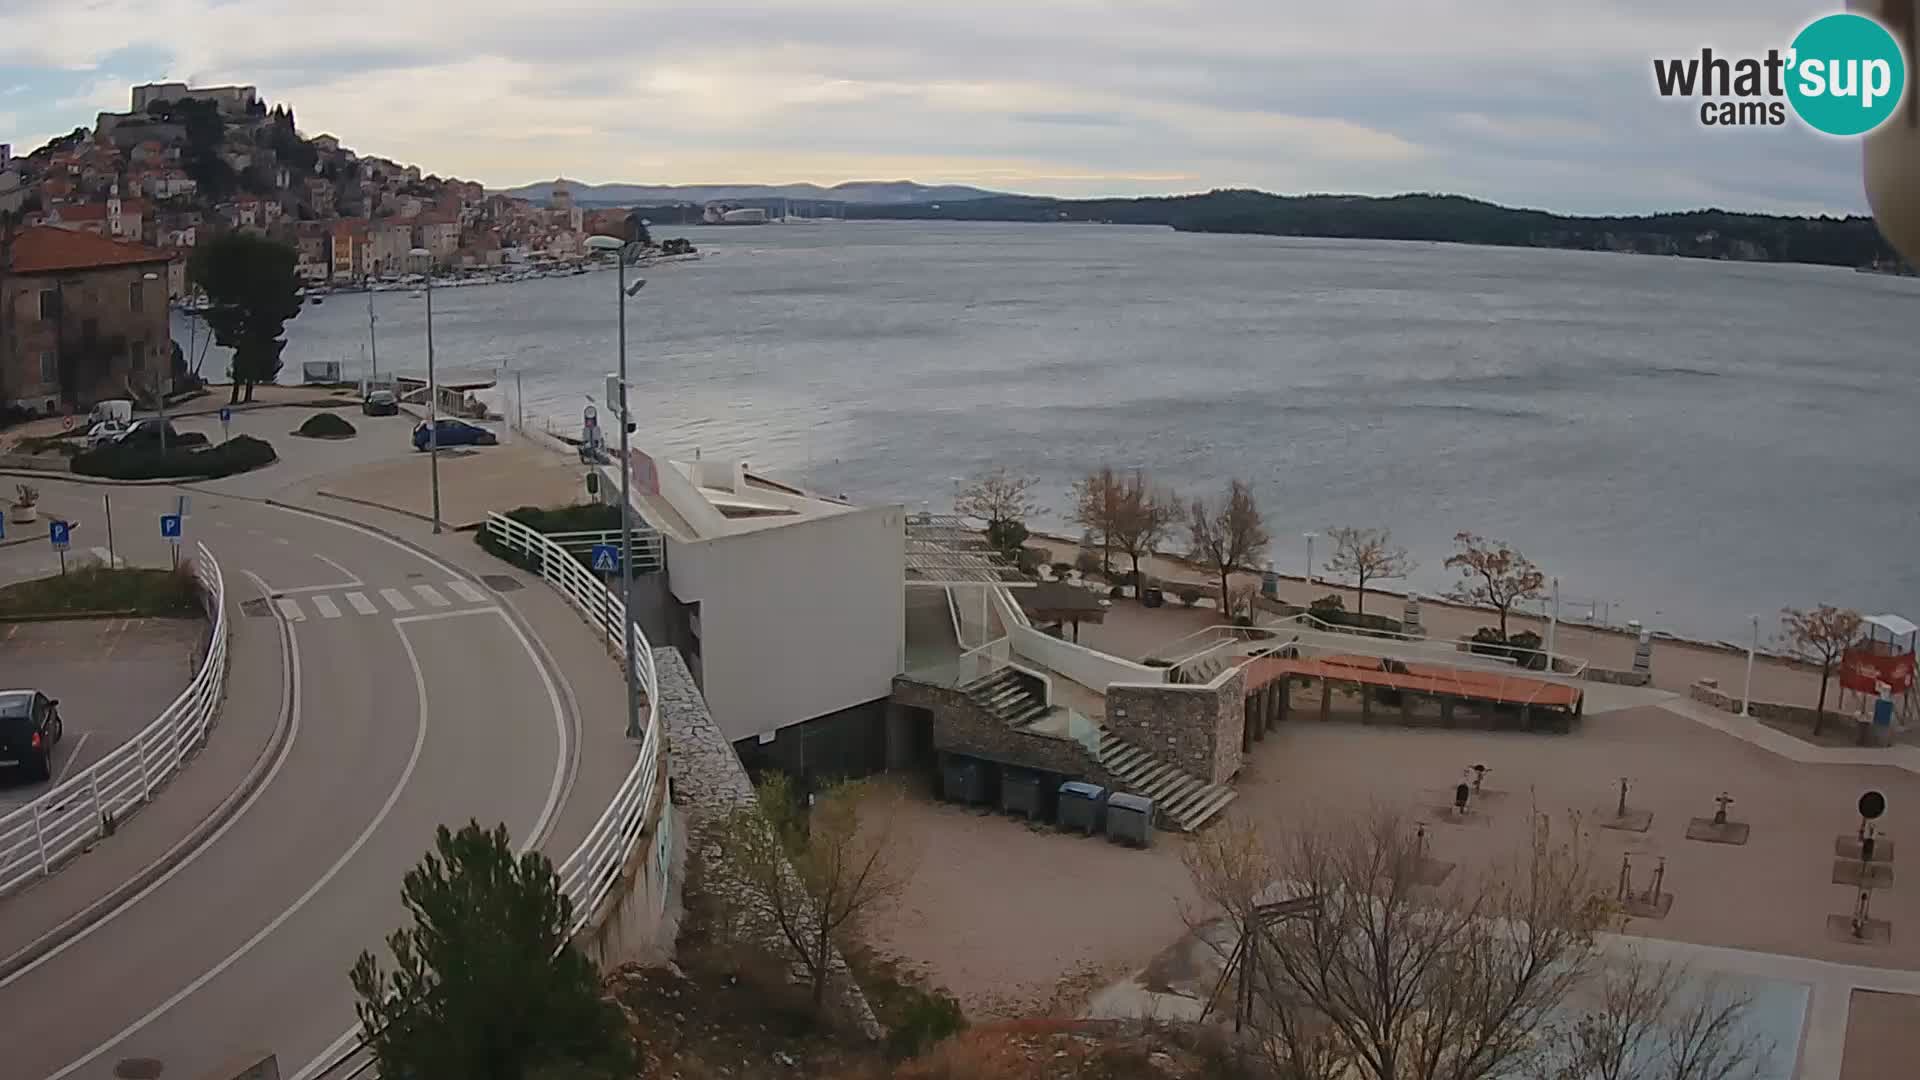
[1840,648,1917,695]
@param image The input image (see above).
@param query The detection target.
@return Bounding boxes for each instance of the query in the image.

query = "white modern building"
[609,449,907,775]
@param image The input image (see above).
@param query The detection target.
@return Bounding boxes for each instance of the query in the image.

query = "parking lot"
[0,617,206,811]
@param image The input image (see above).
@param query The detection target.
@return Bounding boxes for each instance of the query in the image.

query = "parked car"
[0,690,64,782]
[114,417,182,447]
[413,418,497,450]
[363,390,399,416]
[86,420,130,448]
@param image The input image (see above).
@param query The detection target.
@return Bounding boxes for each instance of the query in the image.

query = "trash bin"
[1106,792,1154,848]
[1001,768,1044,820]
[1057,781,1107,835]
[1142,587,1165,609]
[943,757,988,806]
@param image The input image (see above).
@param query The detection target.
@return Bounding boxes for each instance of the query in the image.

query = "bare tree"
[953,466,1041,557]
[1189,479,1270,616]
[1067,466,1124,574]
[1779,605,1865,734]
[712,774,912,1012]
[1111,472,1178,591]
[1445,532,1546,640]
[1323,526,1415,618]
[1184,811,1613,1080]
[1540,949,1771,1080]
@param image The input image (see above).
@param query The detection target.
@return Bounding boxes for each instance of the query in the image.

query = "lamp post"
[586,233,647,740]
[1303,531,1317,587]
[409,247,441,533]
[1742,614,1760,717]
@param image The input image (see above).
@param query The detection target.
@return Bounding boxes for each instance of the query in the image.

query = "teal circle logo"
[1786,13,1907,136]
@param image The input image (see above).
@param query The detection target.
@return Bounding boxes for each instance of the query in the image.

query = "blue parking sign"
[160,514,183,539]
[590,544,620,573]
[49,520,70,549]
[219,407,232,423]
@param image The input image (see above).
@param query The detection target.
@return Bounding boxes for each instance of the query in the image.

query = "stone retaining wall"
[662,650,882,1039]
[1688,677,1832,731]
[893,675,1103,780]
[1106,667,1245,785]
[1582,666,1652,687]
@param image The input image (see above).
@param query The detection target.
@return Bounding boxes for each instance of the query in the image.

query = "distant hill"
[845,189,1899,269]
[493,178,1007,206]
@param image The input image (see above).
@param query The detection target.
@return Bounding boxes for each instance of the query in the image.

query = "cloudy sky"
[0,0,1882,214]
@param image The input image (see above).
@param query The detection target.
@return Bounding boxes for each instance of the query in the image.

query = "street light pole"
[1303,531,1317,587]
[412,248,441,533]
[1742,614,1760,717]
[589,233,647,741]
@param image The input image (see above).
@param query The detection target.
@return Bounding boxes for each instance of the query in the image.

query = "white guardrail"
[481,512,663,936]
[0,542,228,898]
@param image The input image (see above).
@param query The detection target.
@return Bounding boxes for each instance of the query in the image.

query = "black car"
[363,390,399,416]
[0,690,63,782]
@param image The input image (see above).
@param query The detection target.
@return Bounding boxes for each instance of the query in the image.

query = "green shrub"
[294,412,357,438]
[1469,627,1547,669]
[1050,561,1074,577]
[1074,550,1101,575]
[72,434,277,480]
[0,564,201,617]
[985,519,1028,559]
[1177,585,1202,607]
[1309,593,1346,615]
[1108,585,1126,599]
[1015,547,1046,576]
[888,989,967,1059]
[473,503,627,575]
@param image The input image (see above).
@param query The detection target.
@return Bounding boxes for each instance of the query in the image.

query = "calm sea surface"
[184,221,1920,644]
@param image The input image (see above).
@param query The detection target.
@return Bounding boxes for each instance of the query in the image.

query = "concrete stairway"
[963,668,1051,727]
[1095,731,1237,832]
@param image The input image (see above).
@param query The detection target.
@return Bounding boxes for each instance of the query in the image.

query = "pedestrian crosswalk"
[269,580,492,622]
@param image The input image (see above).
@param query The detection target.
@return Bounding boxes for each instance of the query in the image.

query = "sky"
[0,0,1886,215]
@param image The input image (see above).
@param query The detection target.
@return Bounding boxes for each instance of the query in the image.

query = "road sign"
[160,514,183,540]
[219,407,231,441]
[219,407,232,423]
[590,544,620,573]
[48,520,70,550]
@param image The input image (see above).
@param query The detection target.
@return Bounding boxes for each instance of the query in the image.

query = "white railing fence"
[0,542,228,899]
[480,512,663,935]
[540,528,664,575]
[316,516,671,1080]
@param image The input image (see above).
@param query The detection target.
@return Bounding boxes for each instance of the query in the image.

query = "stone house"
[1,226,175,412]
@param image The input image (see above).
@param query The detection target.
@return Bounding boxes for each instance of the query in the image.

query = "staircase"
[963,668,1052,727]
[1173,654,1227,685]
[1096,731,1237,831]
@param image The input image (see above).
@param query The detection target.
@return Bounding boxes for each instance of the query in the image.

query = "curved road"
[0,482,581,1080]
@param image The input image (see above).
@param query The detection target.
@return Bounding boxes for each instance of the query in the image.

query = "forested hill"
[845,190,1899,268]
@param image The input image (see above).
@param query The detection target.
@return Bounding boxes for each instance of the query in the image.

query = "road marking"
[312,553,361,586]
[44,592,427,1080]
[51,732,91,787]
[446,579,487,604]
[273,597,304,622]
[310,595,341,619]
[412,583,450,608]
[379,587,414,612]
[303,604,572,1080]
[344,591,377,616]
[1,568,301,992]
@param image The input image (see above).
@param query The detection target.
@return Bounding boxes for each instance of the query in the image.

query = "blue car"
[413,418,498,451]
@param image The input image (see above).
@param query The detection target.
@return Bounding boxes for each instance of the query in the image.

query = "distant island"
[843,190,1902,270]
[495,178,1006,207]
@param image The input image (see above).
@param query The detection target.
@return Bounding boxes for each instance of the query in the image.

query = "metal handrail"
[314,516,671,1079]
[0,543,228,898]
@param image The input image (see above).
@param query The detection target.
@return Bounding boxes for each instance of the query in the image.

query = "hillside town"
[0,81,628,294]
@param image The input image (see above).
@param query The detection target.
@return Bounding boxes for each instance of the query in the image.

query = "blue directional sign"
[219,407,232,424]
[48,520,70,550]
[590,544,620,573]
[160,514,183,540]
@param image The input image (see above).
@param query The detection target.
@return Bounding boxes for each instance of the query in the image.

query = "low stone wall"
[1582,666,1652,687]
[663,650,882,1039]
[1106,667,1246,785]
[0,453,70,472]
[1689,677,1832,731]
[893,675,1102,780]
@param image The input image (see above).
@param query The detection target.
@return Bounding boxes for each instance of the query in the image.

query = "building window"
[40,352,57,384]
[38,290,59,321]
[129,280,144,313]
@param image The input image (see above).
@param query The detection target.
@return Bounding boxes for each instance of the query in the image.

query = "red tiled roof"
[7,225,173,274]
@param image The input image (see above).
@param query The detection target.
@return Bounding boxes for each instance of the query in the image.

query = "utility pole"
[367,284,379,384]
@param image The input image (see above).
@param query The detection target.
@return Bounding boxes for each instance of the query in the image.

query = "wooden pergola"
[1016,581,1108,642]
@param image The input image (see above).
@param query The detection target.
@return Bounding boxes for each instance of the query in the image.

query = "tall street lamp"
[1303,531,1318,587]
[1742,614,1761,718]
[586,233,648,740]
[409,247,441,533]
